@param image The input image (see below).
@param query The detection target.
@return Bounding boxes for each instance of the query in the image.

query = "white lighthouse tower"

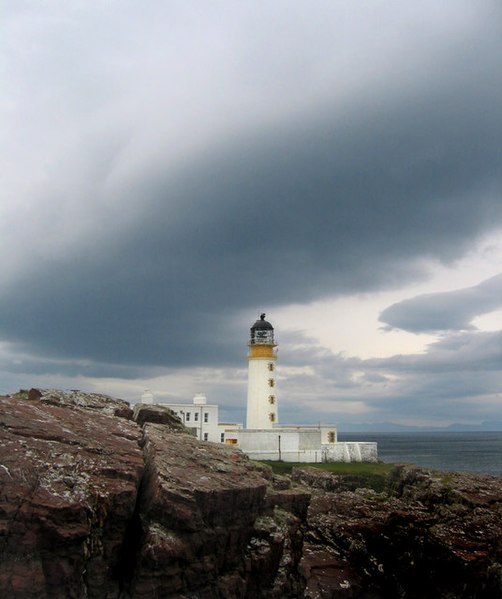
[246,313,278,429]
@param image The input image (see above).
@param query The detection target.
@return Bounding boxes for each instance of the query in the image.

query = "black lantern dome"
[250,313,275,345]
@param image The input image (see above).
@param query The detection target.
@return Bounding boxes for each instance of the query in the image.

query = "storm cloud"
[1,2,501,426]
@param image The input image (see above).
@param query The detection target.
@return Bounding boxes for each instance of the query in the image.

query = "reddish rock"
[0,391,308,598]
[132,403,188,431]
[302,466,502,598]
[2,392,502,598]
[28,387,42,401]
[0,395,143,598]
[292,466,343,492]
[263,488,311,521]
[131,423,270,597]
[300,544,365,599]
[18,388,133,420]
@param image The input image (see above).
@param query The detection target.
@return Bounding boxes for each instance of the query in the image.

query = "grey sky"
[1,2,501,428]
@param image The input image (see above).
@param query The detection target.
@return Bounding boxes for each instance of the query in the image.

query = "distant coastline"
[337,421,502,433]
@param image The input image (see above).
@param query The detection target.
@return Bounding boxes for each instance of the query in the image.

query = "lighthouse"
[246,313,278,429]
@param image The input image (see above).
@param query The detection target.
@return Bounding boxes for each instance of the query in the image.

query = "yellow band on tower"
[248,344,275,359]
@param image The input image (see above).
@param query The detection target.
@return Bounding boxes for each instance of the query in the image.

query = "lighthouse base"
[228,427,378,463]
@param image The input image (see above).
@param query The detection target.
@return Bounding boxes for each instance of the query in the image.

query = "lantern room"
[249,313,275,346]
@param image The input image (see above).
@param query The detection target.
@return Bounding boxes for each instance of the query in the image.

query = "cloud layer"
[380,274,502,333]
[1,2,501,426]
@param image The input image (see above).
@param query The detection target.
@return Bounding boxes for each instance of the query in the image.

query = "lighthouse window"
[194,412,199,422]
[220,433,225,443]
[268,378,275,388]
[185,412,191,422]
[269,413,276,422]
[328,431,336,443]
[204,413,209,423]
[268,363,274,372]
[268,395,275,404]
[203,433,209,441]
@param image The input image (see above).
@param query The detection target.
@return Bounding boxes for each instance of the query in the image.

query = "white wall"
[162,403,221,442]
[247,357,278,429]
[159,402,242,444]
[234,428,378,463]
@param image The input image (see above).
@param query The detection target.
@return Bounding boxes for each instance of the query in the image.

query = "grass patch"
[259,461,396,492]
[260,461,395,476]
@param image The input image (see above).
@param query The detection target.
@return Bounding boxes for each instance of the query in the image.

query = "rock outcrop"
[1,389,501,598]
[132,403,188,432]
[0,391,143,598]
[298,465,502,598]
[16,388,134,420]
[0,391,306,598]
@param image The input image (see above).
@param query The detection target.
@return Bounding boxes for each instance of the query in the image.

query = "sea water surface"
[337,431,502,475]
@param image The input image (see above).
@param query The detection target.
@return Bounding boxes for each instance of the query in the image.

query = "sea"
[337,431,502,476]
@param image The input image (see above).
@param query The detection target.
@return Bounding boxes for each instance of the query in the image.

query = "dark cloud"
[380,274,502,333]
[2,61,502,374]
[0,2,501,406]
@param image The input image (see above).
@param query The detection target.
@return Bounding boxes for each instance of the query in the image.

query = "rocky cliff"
[1,390,501,598]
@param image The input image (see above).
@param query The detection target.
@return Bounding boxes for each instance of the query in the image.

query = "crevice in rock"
[113,474,144,599]
[113,462,148,598]
[106,429,149,598]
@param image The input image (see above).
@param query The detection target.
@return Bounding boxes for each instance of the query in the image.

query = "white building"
[139,313,377,463]
[140,389,154,404]
[143,391,242,444]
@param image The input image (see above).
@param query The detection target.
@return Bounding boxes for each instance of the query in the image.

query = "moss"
[438,473,454,485]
